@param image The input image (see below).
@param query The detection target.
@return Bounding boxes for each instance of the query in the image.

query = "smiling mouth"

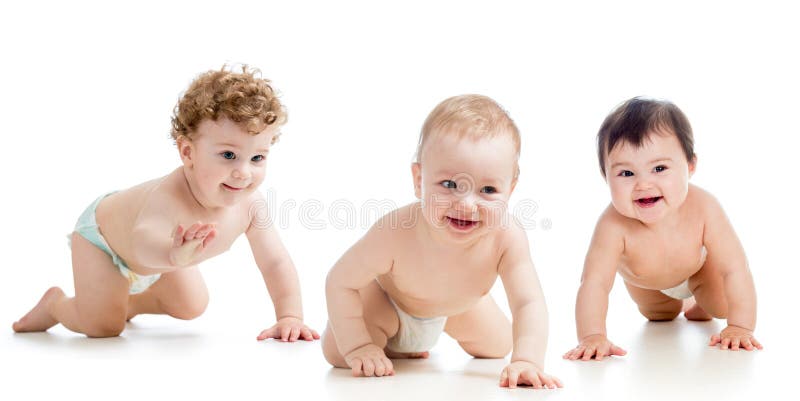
[446,216,479,231]
[635,196,662,207]
[222,183,246,191]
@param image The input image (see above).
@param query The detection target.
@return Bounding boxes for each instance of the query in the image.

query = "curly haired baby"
[13,66,319,342]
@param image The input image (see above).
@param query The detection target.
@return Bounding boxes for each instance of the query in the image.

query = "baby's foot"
[683,298,712,321]
[384,348,430,359]
[12,287,64,332]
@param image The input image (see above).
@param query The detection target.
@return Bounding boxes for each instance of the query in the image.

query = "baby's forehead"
[607,129,678,154]
[197,118,276,144]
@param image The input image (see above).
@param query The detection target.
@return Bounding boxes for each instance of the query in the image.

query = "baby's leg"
[444,294,512,358]
[322,280,400,368]
[14,233,130,337]
[687,254,728,320]
[624,282,683,321]
[127,266,208,321]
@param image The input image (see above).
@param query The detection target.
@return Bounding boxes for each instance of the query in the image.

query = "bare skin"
[13,118,318,341]
[565,132,761,361]
[324,133,561,389]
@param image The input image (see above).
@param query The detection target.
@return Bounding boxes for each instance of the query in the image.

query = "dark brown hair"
[597,97,695,177]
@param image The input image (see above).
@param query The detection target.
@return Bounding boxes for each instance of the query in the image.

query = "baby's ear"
[177,135,195,168]
[411,162,422,199]
[510,167,520,193]
[688,154,698,177]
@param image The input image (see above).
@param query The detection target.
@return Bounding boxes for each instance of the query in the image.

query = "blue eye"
[618,170,634,177]
[480,186,497,194]
[221,151,236,160]
[654,165,667,173]
[251,155,265,162]
[441,180,457,189]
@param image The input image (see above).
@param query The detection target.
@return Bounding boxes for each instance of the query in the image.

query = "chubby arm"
[702,196,760,349]
[325,221,394,360]
[498,223,548,368]
[497,222,562,389]
[564,210,627,361]
[247,196,318,341]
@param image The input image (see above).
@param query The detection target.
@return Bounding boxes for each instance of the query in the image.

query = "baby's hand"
[344,344,394,377]
[256,317,320,342]
[710,325,763,351]
[563,334,627,361]
[499,361,563,389]
[170,222,216,267]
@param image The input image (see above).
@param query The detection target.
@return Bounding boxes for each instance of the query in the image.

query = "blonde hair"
[415,95,521,169]
[170,65,286,143]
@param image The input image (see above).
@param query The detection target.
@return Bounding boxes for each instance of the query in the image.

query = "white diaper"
[660,280,693,300]
[385,299,447,353]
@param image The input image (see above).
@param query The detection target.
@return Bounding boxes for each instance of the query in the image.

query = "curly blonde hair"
[170,65,287,143]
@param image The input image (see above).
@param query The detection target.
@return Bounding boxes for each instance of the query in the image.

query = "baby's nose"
[454,194,478,212]
[233,165,251,180]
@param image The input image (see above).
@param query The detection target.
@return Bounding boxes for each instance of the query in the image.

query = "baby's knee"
[321,331,348,368]
[169,297,208,320]
[640,308,681,321]
[84,320,126,338]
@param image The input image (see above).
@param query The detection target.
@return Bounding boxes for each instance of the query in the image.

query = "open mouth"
[446,216,479,231]
[635,196,662,208]
[222,183,245,191]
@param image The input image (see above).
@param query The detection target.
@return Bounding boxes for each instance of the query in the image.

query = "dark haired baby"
[564,97,761,361]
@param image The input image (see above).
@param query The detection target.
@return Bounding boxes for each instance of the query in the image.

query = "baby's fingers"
[300,327,314,341]
[256,327,278,341]
[184,223,203,239]
[361,358,376,377]
[202,229,216,248]
[506,367,519,388]
[563,346,585,360]
[288,327,301,342]
[751,337,764,350]
[280,325,292,342]
[519,370,542,389]
[581,346,597,361]
[350,359,364,377]
[172,225,185,247]
[709,334,722,346]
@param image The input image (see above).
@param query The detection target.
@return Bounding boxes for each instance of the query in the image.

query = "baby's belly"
[378,278,486,318]
[618,262,702,290]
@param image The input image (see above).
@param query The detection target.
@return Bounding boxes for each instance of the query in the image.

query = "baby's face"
[604,130,695,224]
[413,133,518,244]
[182,118,277,208]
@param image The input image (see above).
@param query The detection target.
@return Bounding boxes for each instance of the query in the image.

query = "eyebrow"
[216,143,269,153]
[610,157,673,170]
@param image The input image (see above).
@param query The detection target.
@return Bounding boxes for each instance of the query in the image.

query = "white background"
[1,1,797,399]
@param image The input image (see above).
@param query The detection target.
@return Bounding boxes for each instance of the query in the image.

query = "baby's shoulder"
[596,204,630,234]
[685,184,726,221]
[368,203,418,233]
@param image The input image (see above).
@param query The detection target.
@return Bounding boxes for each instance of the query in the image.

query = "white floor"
[2,242,790,401]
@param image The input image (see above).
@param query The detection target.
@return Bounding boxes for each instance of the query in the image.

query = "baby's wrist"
[510,358,543,371]
[725,323,754,333]
[579,332,606,342]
